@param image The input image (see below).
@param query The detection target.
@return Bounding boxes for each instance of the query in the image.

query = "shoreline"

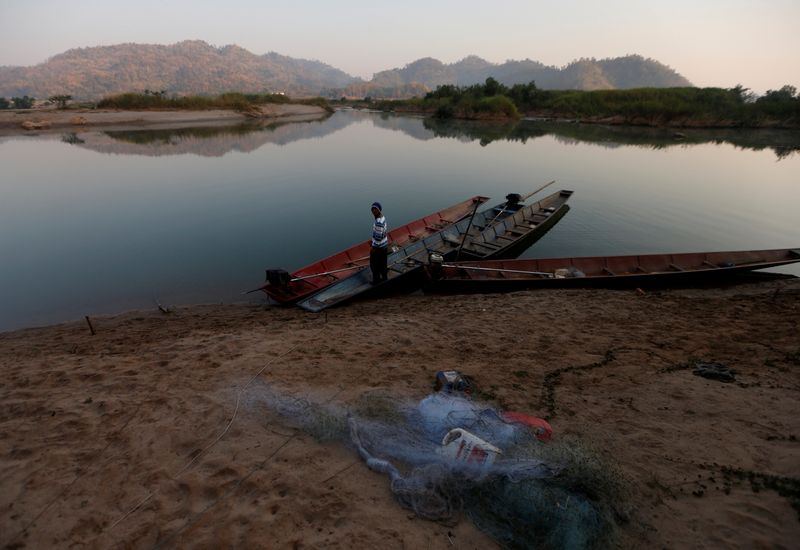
[1,280,799,547]
[366,105,800,129]
[0,103,329,135]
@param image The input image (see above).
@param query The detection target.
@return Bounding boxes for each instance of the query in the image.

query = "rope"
[151,435,296,549]
[6,403,144,545]
[104,343,299,538]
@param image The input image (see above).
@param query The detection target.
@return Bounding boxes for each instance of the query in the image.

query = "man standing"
[370,202,388,284]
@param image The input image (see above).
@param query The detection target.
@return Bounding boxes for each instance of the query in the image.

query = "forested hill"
[0,41,357,99]
[0,41,692,100]
[341,55,692,98]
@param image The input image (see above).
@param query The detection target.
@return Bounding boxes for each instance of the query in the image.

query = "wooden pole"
[442,264,554,277]
[455,199,483,260]
[521,180,555,202]
[85,315,96,335]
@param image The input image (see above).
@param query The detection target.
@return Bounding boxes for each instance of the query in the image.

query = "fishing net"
[249,384,625,549]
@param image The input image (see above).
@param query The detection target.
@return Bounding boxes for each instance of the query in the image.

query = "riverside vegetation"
[0,91,333,114]
[96,91,333,113]
[366,79,800,128]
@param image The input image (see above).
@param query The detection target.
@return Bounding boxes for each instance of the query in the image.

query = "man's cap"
[371,202,382,212]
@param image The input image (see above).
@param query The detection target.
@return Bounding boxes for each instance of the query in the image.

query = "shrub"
[96,92,333,113]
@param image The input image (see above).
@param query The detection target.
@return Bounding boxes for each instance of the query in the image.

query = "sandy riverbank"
[1,280,799,548]
[0,104,329,134]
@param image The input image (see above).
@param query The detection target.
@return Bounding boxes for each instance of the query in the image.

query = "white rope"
[103,342,300,538]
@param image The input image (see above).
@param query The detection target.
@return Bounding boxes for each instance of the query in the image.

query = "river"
[1,110,798,331]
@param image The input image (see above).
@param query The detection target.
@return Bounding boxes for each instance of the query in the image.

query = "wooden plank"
[471,240,501,249]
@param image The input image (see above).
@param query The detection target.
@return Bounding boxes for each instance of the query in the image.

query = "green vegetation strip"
[368,79,800,127]
[95,91,333,113]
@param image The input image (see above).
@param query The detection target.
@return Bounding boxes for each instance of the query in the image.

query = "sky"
[1,0,798,93]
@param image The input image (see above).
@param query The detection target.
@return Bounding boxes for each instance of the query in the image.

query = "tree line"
[0,96,35,109]
[0,91,333,113]
[96,91,332,112]
[0,95,74,109]
[375,78,800,125]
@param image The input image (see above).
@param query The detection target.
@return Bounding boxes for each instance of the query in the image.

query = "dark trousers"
[370,246,388,282]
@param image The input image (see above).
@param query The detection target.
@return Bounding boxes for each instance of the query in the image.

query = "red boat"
[425,248,800,293]
[260,196,489,304]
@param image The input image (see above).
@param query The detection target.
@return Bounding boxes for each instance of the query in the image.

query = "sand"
[0,104,329,135]
[1,279,799,548]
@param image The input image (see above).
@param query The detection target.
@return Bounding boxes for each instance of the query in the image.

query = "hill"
[347,55,691,97]
[0,42,692,100]
[0,40,357,99]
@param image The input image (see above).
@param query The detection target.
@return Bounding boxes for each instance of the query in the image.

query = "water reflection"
[57,113,341,157]
[61,132,86,145]
[45,110,800,159]
[421,117,800,159]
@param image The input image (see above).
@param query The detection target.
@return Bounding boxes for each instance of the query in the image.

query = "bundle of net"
[252,385,626,549]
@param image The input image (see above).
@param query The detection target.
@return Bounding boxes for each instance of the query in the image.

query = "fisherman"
[370,201,389,284]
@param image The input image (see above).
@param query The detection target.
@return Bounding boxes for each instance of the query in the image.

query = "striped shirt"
[371,215,388,248]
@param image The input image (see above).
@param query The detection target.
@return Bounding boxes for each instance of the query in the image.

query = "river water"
[1,110,798,331]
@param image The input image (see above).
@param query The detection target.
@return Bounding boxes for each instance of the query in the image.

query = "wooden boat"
[258,195,489,304]
[297,188,574,312]
[455,189,573,261]
[424,248,800,293]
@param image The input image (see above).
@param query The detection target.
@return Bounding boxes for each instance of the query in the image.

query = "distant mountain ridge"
[0,41,356,99]
[0,41,692,100]
[349,55,691,97]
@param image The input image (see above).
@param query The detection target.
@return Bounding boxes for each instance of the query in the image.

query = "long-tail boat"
[454,189,573,260]
[296,188,573,312]
[424,248,800,293]
[258,195,489,305]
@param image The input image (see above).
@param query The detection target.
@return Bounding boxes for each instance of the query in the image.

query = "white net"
[251,384,624,549]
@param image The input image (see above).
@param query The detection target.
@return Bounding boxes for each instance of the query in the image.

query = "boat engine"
[266,269,291,287]
[505,193,522,205]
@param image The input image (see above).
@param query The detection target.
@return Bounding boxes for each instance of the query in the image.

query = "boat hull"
[261,195,489,304]
[425,248,800,294]
[298,189,574,312]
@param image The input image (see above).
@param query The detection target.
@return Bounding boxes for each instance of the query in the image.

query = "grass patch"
[97,92,333,113]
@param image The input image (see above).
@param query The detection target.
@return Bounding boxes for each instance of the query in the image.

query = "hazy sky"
[1,0,798,92]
